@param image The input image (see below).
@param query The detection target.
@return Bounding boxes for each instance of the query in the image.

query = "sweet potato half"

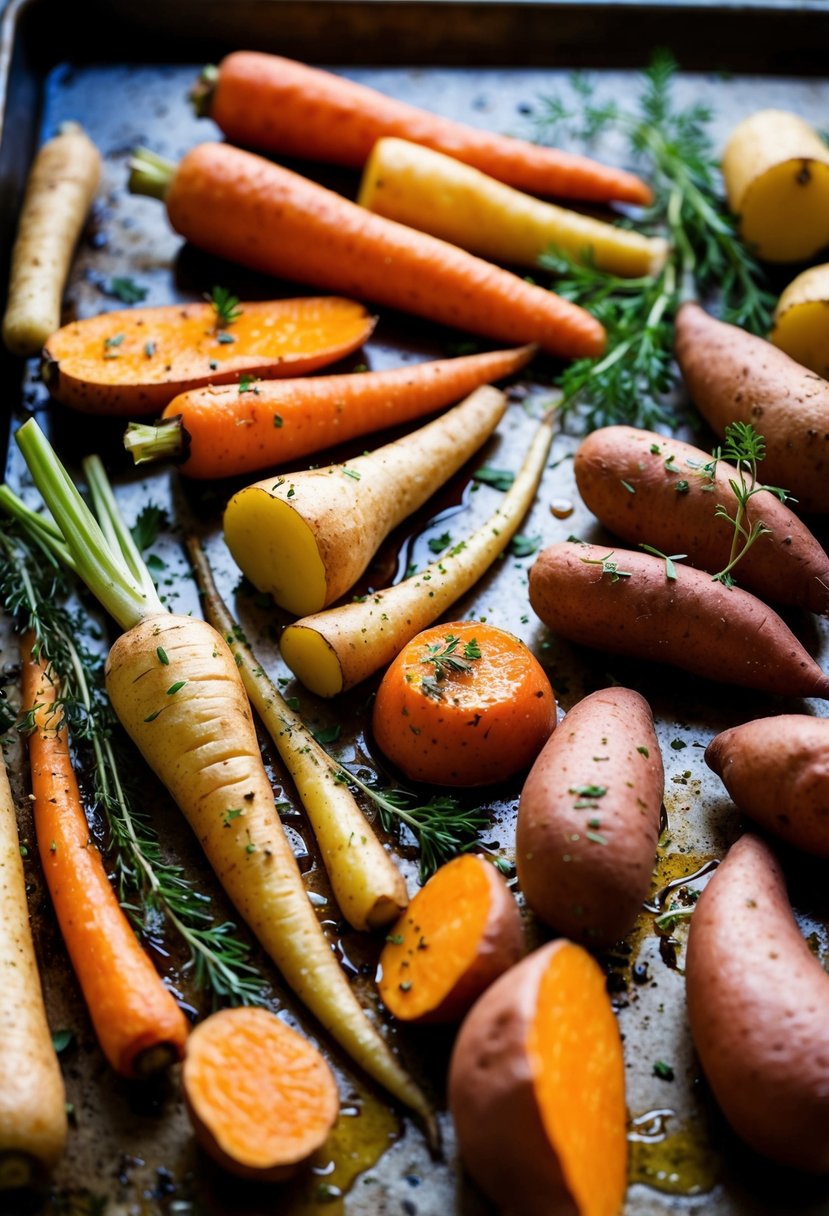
[449,939,627,1216]
[517,687,664,949]
[685,834,829,1172]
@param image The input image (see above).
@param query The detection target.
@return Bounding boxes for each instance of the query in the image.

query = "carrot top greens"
[529,51,774,429]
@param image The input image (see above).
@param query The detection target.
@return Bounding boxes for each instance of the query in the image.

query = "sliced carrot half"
[42,296,376,415]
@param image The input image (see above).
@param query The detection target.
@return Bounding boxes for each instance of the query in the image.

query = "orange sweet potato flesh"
[182,1007,339,1181]
[706,714,829,858]
[449,939,627,1216]
[517,687,663,949]
[685,834,829,1172]
[674,301,829,513]
[378,854,523,1023]
[42,297,375,415]
[372,621,557,787]
[528,541,829,699]
[574,425,829,615]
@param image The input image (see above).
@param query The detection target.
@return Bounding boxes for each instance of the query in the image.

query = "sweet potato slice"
[182,1007,339,1181]
[449,939,627,1216]
[378,853,523,1023]
[42,296,375,415]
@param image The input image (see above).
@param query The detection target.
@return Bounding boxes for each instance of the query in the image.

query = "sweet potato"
[706,715,829,858]
[448,939,627,1216]
[771,262,829,379]
[685,833,829,1172]
[722,109,829,263]
[528,541,829,699]
[574,425,829,615]
[674,301,829,513]
[378,854,523,1023]
[516,687,663,948]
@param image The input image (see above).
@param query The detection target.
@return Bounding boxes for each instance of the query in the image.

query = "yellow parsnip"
[358,138,668,277]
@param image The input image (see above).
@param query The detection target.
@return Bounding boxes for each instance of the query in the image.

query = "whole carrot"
[128,143,605,361]
[125,344,534,479]
[192,52,652,206]
[20,634,189,1079]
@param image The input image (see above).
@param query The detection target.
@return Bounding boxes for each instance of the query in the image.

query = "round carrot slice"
[182,1008,339,1181]
[372,621,556,786]
[378,853,524,1023]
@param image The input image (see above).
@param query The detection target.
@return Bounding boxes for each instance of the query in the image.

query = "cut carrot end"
[183,1008,339,1181]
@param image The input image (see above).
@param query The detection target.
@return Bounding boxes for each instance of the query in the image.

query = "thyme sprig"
[208,285,242,332]
[531,52,775,429]
[335,767,488,882]
[420,635,482,700]
[0,526,266,1007]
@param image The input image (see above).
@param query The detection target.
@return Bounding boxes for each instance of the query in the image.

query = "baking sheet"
[1,2,829,1213]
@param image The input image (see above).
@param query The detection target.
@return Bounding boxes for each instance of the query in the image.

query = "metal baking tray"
[1,1,828,1213]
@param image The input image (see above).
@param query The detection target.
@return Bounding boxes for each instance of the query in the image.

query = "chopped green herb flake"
[156,647,169,666]
[166,681,186,696]
[570,784,607,798]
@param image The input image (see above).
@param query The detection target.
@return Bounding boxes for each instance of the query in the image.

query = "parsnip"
[358,137,668,277]
[770,263,829,378]
[224,385,507,616]
[0,758,67,1188]
[186,536,407,932]
[722,110,829,262]
[2,123,101,356]
[280,409,556,696]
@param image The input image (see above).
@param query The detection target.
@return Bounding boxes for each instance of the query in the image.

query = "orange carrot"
[193,52,652,207]
[378,854,524,1023]
[20,634,189,1079]
[42,297,376,416]
[372,621,557,787]
[182,1007,339,1181]
[128,144,605,361]
[125,344,535,479]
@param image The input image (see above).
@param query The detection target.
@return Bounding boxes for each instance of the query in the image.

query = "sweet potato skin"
[517,688,663,948]
[674,301,829,513]
[448,940,626,1216]
[706,715,829,858]
[574,425,829,615]
[528,541,829,699]
[685,834,829,1172]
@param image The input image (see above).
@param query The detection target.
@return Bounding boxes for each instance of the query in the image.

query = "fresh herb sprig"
[422,634,481,682]
[335,767,488,882]
[531,52,775,429]
[208,285,242,332]
[0,525,266,1007]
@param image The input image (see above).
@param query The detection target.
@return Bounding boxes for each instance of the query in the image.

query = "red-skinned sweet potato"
[674,301,829,513]
[706,715,829,858]
[685,834,829,1172]
[528,541,829,699]
[377,854,523,1023]
[448,939,627,1216]
[574,425,829,615]
[516,687,663,948]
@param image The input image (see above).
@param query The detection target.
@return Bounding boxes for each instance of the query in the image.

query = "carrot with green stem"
[1,420,433,1135]
[20,634,189,1078]
[126,344,534,480]
[192,52,652,206]
[0,755,67,1188]
[127,143,605,362]
[185,536,407,933]
[280,403,557,696]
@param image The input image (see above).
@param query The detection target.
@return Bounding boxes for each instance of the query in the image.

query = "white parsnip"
[224,385,508,616]
[2,123,101,356]
[280,409,557,696]
[186,537,408,932]
[0,758,67,1188]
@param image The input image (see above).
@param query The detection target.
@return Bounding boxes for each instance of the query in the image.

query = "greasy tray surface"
[1,4,829,1215]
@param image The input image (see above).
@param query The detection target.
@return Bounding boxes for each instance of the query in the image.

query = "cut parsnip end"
[225,489,328,617]
[280,627,345,698]
[722,110,829,263]
[770,262,829,377]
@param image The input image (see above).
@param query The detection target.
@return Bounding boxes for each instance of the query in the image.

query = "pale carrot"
[128,144,605,362]
[125,344,535,479]
[192,52,652,206]
[183,1007,339,1181]
[20,633,189,1079]
[42,296,376,416]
